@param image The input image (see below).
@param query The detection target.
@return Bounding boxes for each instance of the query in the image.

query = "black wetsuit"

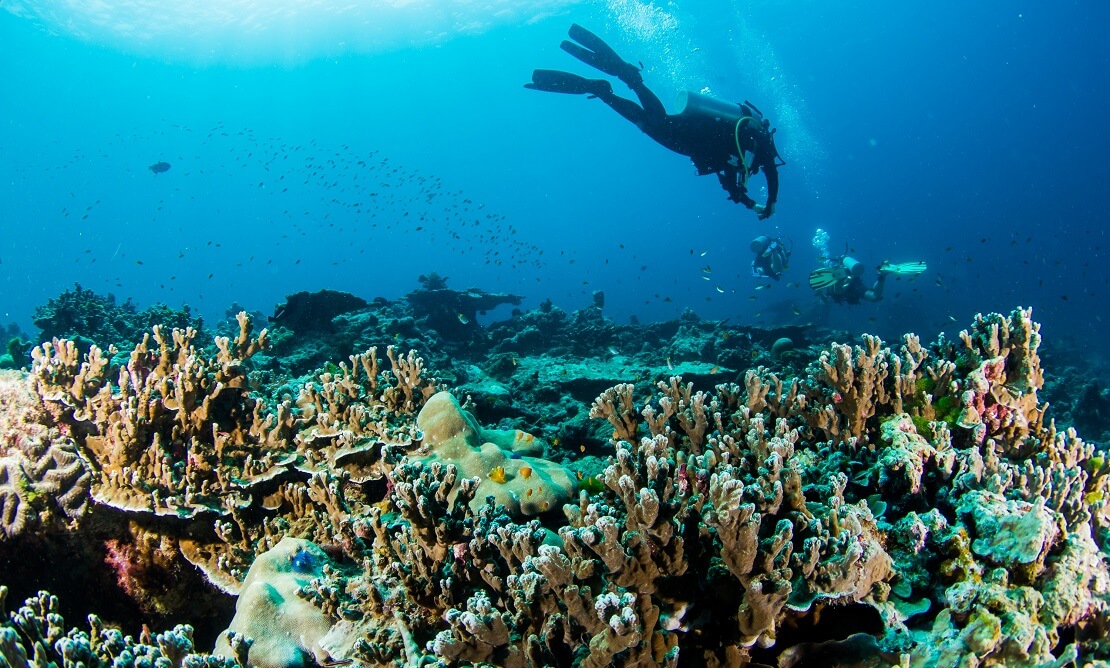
[753,242,788,280]
[828,273,886,304]
[596,82,779,209]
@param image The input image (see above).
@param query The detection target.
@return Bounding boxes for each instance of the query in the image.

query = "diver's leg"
[595,90,649,128]
[862,275,887,302]
[526,70,613,97]
[627,81,667,122]
[562,24,644,85]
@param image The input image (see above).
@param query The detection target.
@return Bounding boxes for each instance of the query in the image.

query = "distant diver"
[148,161,171,175]
[526,24,784,219]
[809,257,927,304]
[750,235,791,280]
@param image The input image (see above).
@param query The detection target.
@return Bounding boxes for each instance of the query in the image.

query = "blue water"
[2,1,1107,353]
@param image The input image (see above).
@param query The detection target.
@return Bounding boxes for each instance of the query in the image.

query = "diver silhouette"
[527,24,784,219]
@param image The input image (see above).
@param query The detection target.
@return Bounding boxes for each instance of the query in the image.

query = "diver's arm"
[764,162,779,208]
[718,167,755,207]
[861,274,886,302]
[753,162,778,220]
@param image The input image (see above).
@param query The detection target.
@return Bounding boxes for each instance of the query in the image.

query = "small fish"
[148,161,171,174]
[716,286,724,293]
[667,356,674,370]
[457,312,470,324]
[792,304,801,315]
[608,346,619,356]
[710,365,720,374]
[578,475,606,494]
[754,284,770,291]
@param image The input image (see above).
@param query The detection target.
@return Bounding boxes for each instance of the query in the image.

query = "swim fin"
[561,23,643,85]
[525,69,613,96]
[808,267,846,291]
[879,260,928,276]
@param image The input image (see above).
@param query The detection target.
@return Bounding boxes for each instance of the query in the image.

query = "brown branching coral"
[25,316,442,595]
[294,346,440,484]
[30,314,283,517]
[589,382,639,442]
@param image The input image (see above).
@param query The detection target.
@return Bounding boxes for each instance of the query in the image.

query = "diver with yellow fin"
[809,257,927,304]
[526,24,784,219]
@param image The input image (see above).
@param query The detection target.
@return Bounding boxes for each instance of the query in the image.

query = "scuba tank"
[750,235,772,254]
[676,89,747,126]
[676,91,786,174]
[842,256,864,279]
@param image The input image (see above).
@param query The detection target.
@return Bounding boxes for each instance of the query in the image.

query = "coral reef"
[268,289,369,336]
[32,283,200,354]
[2,303,1108,667]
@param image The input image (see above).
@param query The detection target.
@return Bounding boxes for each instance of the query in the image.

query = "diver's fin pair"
[879,260,928,276]
[809,267,847,291]
[525,69,612,97]
[560,23,643,86]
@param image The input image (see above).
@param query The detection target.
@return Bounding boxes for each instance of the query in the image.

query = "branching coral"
[0,585,244,668]
[26,316,442,593]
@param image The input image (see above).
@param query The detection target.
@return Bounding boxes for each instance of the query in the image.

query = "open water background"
[1,0,1107,355]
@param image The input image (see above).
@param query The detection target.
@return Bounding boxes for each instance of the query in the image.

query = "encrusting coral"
[213,537,337,668]
[3,306,1109,667]
[412,391,577,516]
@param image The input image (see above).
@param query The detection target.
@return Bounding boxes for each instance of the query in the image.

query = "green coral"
[934,394,962,425]
[910,414,933,436]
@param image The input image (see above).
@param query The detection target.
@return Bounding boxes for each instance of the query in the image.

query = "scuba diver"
[809,257,928,304]
[526,24,784,220]
[751,235,791,280]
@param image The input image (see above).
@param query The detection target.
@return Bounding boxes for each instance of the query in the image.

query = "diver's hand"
[755,202,775,220]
